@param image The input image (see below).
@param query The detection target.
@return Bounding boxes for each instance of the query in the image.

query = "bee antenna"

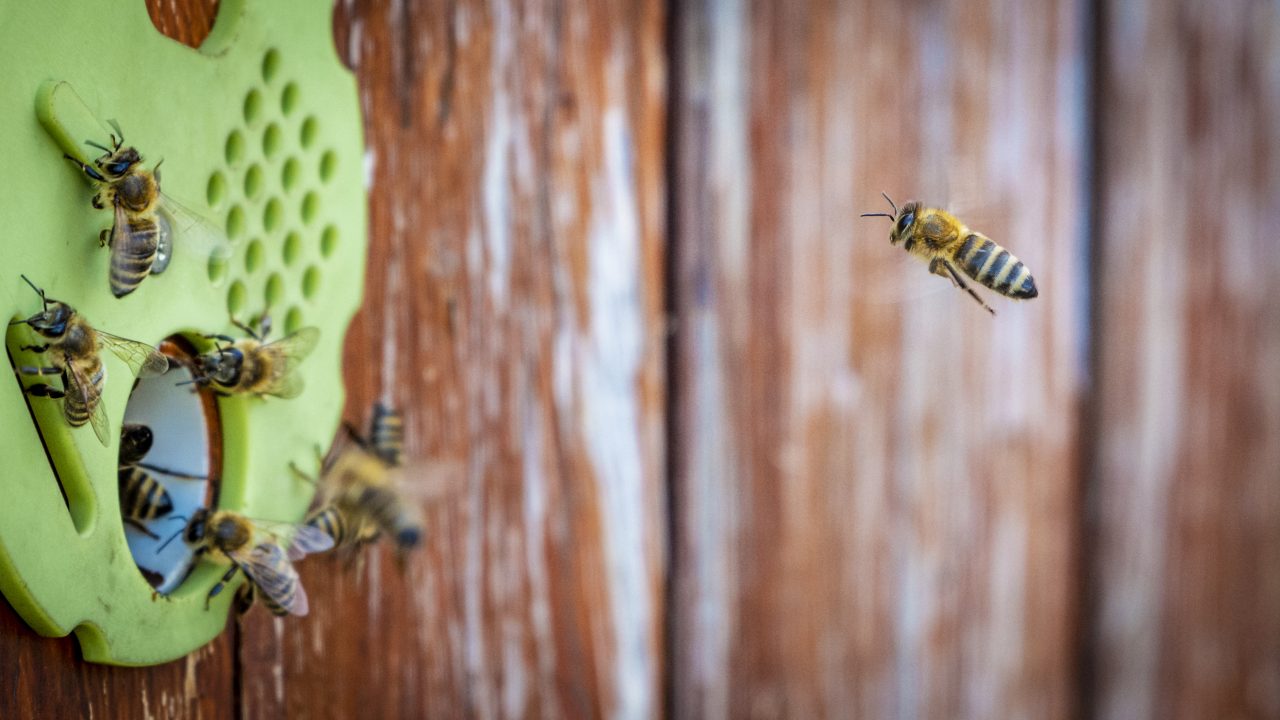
[84,139,113,154]
[18,275,47,306]
[156,521,187,553]
[107,119,124,148]
[879,191,898,216]
[859,212,895,220]
[341,421,371,449]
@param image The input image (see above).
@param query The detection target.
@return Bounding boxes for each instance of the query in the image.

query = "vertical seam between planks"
[660,0,685,717]
[1074,0,1106,716]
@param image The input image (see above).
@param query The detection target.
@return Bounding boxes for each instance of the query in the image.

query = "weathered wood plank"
[0,599,236,720]
[1086,1,1280,718]
[238,1,668,718]
[668,0,1088,717]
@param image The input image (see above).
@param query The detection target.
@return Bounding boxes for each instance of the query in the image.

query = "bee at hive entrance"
[118,336,222,594]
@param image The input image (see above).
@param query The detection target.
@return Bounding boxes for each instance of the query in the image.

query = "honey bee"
[305,447,424,553]
[861,193,1038,315]
[11,276,169,445]
[117,423,208,539]
[165,508,333,616]
[64,122,230,297]
[192,313,320,398]
[300,406,444,554]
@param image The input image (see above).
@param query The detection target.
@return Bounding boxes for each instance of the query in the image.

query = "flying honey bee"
[303,447,424,553]
[299,406,456,555]
[117,423,208,539]
[64,122,230,297]
[163,508,333,616]
[192,313,320,398]
[861,193,1038,315]
[11,276,169,445]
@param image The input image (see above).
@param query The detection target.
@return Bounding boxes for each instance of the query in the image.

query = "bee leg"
[233,583,257,616]
[19,365,63,377]
[19,343,49,353]
[125,519,160,540]
[201,333,238,345]
[940,261,996,316]
[22,383,65,399]
[230,316,265,341]
[135,462,209,481]
[929,258,958,287]
[64,154,106,183]
[99,227,114,248]
[289,461,318,485]
[205,564,241,610]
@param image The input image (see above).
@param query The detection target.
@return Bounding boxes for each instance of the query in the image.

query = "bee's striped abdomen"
[109,216,160,298]
[956,233,1038,299]
[119,467,174,522]
[370,403,404,467]
[306,506,353,548]
[63,361,105,427]
[260,587,292,616]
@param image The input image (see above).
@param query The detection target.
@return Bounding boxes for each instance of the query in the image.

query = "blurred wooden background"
[0,0,1276,717]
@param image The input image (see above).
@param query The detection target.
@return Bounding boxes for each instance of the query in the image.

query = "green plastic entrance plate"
[0,1,366,665]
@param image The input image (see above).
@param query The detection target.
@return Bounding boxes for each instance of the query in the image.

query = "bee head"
[196,346,244,385]
[861,193,922,245]
[394,526,423,550]
[889,202,920,246]
[185,508,211,544]
[13,275,73,338]
[119,423,155,466]
[97,147,142,178]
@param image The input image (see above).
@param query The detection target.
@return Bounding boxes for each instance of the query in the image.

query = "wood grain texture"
[1086,1,1280,718]
[3,0,1278,718]
[0,598,236,720]
[237,1,668,718]
[667,0,1088,717]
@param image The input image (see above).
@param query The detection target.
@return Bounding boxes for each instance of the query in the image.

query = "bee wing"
[157,194,234,266]
[96,333,169,377]
[231,541,309,617]
[285,523,336,560]
[257,327,321,399]
[394,459,467,504]
[63,357,110,446]
[266,327,320,363]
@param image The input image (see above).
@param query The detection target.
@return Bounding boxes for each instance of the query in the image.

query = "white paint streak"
[581,105,653,720]
[522,392,560,717]
[481,0,518,309]
[347,16,363,71]
[272,617,286,705]
[363,148,377,191]
[679,2,750,715]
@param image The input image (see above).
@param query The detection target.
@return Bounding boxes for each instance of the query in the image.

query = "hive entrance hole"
[119,335,222,594]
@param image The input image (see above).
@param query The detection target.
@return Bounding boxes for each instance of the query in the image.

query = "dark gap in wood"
[660,0,684,718]
[145,0,220,49]
[232,611,244,720]
[1074,0,1107,716]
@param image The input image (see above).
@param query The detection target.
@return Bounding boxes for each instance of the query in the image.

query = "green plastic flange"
[0,0,366,665]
